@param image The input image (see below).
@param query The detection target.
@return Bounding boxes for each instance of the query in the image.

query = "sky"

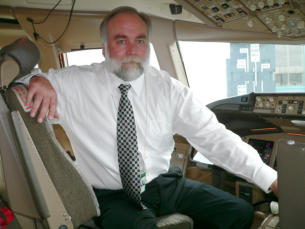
[179,41,230,105]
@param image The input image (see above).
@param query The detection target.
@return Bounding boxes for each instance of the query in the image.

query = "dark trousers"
[93,168,254,229]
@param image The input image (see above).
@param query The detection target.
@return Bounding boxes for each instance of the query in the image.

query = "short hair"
[100,6,152,45]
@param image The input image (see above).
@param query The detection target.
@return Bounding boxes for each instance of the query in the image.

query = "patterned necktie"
[117,84,141,205]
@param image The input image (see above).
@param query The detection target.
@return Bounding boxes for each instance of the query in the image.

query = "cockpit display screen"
[248,139,274,165]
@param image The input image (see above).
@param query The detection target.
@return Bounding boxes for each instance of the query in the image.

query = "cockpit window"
[179,41,305,105]
[66,43,160,69]
[67,49,104,66]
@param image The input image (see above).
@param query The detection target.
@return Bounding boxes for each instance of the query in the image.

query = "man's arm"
[26,76,58,123]
[169,76,277,193]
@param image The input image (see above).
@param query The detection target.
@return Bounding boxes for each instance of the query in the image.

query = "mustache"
[120,56,143,65]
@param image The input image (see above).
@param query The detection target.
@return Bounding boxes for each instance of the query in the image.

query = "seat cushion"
[157,213,193,229]
[80,213,194,228]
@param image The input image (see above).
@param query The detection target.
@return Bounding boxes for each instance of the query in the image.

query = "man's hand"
[270,179,278,197]
[26,76,59,123]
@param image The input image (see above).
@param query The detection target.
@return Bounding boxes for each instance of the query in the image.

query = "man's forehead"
[107,12,147,29]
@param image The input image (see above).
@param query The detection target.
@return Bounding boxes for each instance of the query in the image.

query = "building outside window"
[179,41,305,105]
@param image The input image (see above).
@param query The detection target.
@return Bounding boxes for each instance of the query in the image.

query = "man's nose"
[126,43,136,56]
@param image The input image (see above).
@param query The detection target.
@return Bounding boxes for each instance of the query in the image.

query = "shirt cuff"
[16,68,42,85]
[253,164,277,193]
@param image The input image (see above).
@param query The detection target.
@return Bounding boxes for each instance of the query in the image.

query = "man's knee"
[231,198,254,228]
[133,209,157,229]
[100,208,157,229]
[238,198,254,219]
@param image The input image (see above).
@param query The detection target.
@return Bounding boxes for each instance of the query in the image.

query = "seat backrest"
[0,38,100,228]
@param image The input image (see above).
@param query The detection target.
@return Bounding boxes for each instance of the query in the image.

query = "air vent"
[0,18,19,25]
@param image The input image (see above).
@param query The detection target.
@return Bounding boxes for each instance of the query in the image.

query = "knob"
[278,15,285,22]
[258,1,264,9]
[288,20,296,27]
[250,4,257,11]
[281,24,287,30]
[265,17,272,24]
[297,21,305,29]
[267,0,274,6]
[247,20,254,27]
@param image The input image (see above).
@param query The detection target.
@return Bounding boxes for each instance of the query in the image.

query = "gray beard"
[104,46,150,81]
[106,56,145,81]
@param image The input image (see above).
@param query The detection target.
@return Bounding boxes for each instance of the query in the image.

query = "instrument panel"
[184,0,305,37]
[253,95,305,115]
[207,92,305,136]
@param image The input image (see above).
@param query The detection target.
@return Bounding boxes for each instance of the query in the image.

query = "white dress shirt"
[41,62,277,192]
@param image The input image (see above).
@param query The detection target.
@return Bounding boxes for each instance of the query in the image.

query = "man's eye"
[118,40,126,44]
[137,39,145,44]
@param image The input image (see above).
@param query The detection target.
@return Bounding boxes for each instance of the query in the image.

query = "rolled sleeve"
[16,68,42,85]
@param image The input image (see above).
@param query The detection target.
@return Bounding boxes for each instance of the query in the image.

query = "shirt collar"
[109,71,144,96]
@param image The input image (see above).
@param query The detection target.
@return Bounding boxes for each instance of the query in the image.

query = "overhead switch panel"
[185,0,305,37]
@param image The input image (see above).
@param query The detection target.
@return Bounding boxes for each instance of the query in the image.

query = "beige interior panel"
[13,7,83,70]
[150,16,178,79]
[0,155,6,201]
[0,23,28,48]
[15,214,44,229]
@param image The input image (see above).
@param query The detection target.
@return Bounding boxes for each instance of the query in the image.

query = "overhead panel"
[187,0,250,24]
[241,0,305,37]
[184,0,305,37]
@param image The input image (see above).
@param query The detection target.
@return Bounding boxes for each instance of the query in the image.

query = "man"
[26,6,277,229]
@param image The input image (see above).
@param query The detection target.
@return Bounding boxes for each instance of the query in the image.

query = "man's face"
[104,12,149,81]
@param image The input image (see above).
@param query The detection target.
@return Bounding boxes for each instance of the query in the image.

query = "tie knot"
[119,84,131,95]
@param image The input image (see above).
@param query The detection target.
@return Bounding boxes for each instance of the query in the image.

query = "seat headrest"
[0,38,40,86]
